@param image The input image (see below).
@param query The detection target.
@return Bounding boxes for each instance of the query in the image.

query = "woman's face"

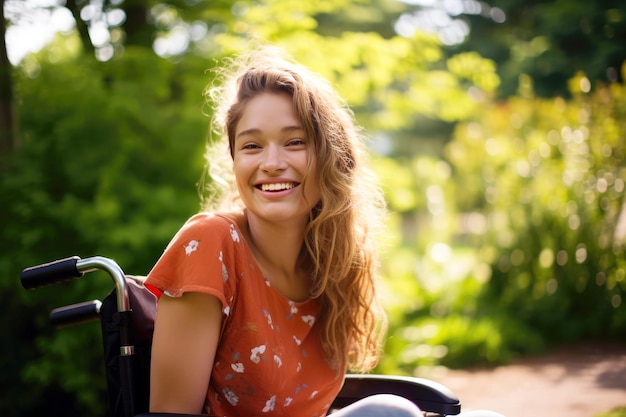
[232,92,321,226]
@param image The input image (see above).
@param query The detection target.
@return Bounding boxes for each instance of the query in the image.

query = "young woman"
[145,46,422,417]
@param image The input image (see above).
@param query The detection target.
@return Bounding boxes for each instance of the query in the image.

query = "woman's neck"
[241,210,311,301]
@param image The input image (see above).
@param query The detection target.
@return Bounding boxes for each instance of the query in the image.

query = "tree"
[476,0,626,97]
[0,0,18,164]
[396,0,626,97]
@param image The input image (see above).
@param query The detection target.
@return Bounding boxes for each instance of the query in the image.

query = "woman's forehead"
[235,93,301,136]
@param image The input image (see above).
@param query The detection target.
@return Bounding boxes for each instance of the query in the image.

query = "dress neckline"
[213,213,314,306]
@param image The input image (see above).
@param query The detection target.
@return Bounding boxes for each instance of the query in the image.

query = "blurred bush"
[376,69,626,375]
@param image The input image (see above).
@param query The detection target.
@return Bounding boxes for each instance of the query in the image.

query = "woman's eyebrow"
[281,125,305,133]
[235,125,304,140]
[235,128,261,139]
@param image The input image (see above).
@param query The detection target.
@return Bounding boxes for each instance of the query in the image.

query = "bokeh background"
[1,0,625,415]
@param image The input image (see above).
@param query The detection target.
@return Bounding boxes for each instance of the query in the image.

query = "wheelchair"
[21,256,503,417]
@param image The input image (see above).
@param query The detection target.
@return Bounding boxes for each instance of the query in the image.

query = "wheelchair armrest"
[331,374,461,416]
[136,375,462,417]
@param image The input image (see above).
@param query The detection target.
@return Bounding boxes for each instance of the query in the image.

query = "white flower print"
[263,309,274,329]
[222,387,239,406]
[296,362,302,373]
[219,251,228,282]
[224,306,230,317]
[229,224,240,242]
[293,335,301,346]
[309,390,318,399]
[231,363,244,373]
[184,240,199,255]
[286,301,298,320]
[273,355,282,368]
[262,395,276,413]
[250,345,266,363]
[289,301,298,314]
[301,315,316,326]
[284,397,293,407]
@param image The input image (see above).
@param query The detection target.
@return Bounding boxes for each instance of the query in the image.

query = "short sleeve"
[145,213,243,311]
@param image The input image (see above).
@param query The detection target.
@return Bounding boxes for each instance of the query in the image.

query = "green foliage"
[447,72,626,343]
[2,47,210,415]
[377,242,544,374]
[374,70,626,376]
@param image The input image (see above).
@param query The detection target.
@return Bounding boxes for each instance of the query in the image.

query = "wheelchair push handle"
[50,300,103,327]
[21,256,131,313]
[22,255,139,417]
[21,256,83,289]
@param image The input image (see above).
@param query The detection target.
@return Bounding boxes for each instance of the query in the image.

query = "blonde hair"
[203,46,387,372]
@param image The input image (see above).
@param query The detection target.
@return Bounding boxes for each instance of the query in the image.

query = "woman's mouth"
[258,182,299,192]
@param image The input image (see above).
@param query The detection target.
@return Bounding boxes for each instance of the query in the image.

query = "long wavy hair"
[203,46,387,372]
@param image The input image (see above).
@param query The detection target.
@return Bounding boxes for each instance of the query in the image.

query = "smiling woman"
[145,45,419,417]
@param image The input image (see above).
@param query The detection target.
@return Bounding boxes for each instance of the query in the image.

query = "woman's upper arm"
[149,291,223,414]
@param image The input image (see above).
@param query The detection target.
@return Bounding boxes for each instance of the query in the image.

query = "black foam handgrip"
[21,256,83,289]
[50,300,102,327]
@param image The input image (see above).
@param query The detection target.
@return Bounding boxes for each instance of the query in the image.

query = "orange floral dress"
[146,213,344,417]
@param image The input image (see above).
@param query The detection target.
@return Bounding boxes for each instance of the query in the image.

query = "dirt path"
[424,341,626,417]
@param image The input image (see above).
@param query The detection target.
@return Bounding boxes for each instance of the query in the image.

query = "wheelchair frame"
[21,256,462,417]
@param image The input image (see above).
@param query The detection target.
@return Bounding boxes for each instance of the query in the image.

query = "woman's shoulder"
[174,211,250,253]
[182,211,244,233]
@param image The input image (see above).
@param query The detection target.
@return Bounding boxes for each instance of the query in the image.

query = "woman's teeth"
[261,183,295,192]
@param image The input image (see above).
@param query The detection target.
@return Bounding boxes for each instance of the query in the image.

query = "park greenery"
[1,0,625,415]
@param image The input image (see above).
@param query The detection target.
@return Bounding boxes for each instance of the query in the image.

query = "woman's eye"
[288,138,306,146]
[242,143,260,150]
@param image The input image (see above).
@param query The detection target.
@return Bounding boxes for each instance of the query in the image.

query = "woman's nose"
[260,144,287,173]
